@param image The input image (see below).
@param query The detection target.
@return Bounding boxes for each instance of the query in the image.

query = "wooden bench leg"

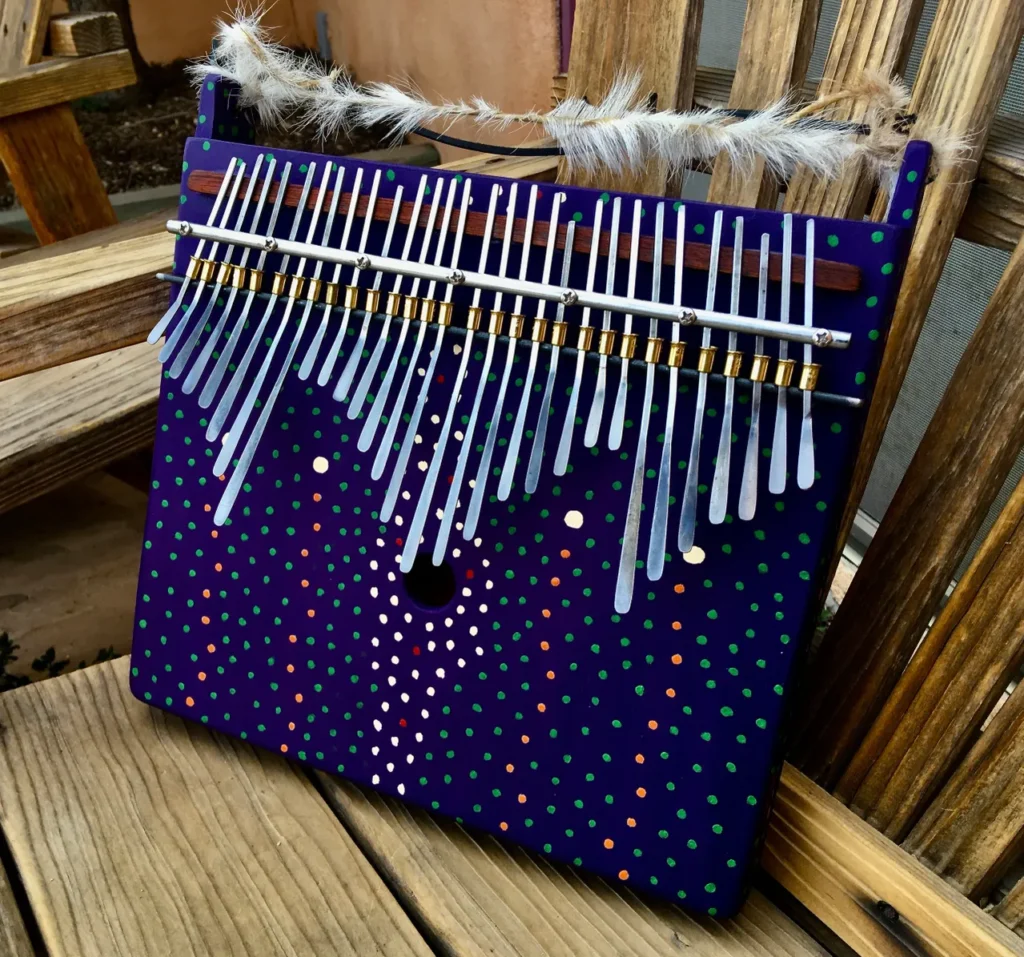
[0,103,116,243]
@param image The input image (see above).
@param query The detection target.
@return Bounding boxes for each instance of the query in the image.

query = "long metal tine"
[608,199,643,450]
[797,219,816,489]
[769,213,794,494]
[738,234,771,520]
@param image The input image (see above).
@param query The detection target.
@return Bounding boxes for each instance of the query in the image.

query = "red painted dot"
[396,537,403,546]
[399,718,407,727]
[412,645,421,655]
[466,569,475,579]
[436,374,445,383]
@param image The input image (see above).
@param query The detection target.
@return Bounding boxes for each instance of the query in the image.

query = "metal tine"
[709,215,745,524]
[171,155,266,380]
[159,159,247,363]
[797,219,816,489]
[678,209,724,553]
[212,161,329,470]
[205,161,309,439]
[615,201,665,614]
[373,176,460,480]
[334,184,404,402]
[553,198,605,475]
[347,176,428,419]
[379,177,473,523]
[647,204,683,580]
[214,162,346,523]
[431,181,519,567]
[184,155,277,395]
[297,166,366,379]
[316,169,383,386]
[463,183,541,539]
[357,175,444,452]
[738,234,770,521]
[498,192,566,501]
[525,219,575,495]
[769,213,794,495]
[583,196,622,448]
[149,156,239,343]
[400,183,503,574]
[608,199,643,451]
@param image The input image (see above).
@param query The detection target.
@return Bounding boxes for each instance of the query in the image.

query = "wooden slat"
[48,11,124,57]
[318,775,828,957]
[791,0,1024,786]
[783,0,926,219]
[904,682,1024,900]
[0,49,135,120]
[0,865,32,957]
[763,765,1024,957]
[0,473,145,681]
[0,343,159,514]
[705,0,822,208]
[958,115,1024,250]
[839,472,1024,837]
[557,0,704,195]
[994,874,1024,937]
[0,227,170,381]
[0,0,52,69]
[0,657,433,957]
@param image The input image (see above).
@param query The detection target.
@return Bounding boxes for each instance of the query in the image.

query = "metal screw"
[447,269,465,285]
[356,255,371,271]
[560,289,578,306]
[178,222,193,236]
[678,308,698,326]
[813,328,833,346]
[263,236,278,252]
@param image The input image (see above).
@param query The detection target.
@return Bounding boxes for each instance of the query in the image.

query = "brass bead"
[323,283,339,306]
[531,318,549,342]
[644,336,664,365]
[385,291,402,316]
[799,362,821,391]
[697,345,718,374]
[288,275,305,300]
[667,341,686,368]
[466,305,483,331]
[199,259,216,283]
[270,272,288,297]
[344,285,360,310]
[724,350,743,378]
[436,301,454,326]
[488,310,506,336]
[576,326,594,352]
[215,262,232,286]
[749,353,770,383]
[775,357,796,388]
[619,332,638,360]
[403,296,420,320]
[550,320,568,347]
[420,299,437,324]
[185,255,202,280]
[231,266,246,289]
[305,278,322,302]
[508,314,526,339]
[364,289,381,314]
[597,329,616,356]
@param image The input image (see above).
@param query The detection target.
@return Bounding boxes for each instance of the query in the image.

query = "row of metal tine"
[154,153,824,613]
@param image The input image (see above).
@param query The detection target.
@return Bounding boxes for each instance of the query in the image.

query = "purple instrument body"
[131,76,928,917]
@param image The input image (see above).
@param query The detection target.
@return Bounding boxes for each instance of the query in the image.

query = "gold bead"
[488,310,506,336]
[199,259,216,283]
[385,291,402,316]
[619,332,638,360]
[305,278,322,302]
[420,299,437,323]
[799,362,821,391]
[215,262,232,286]
[270,272,288,297]
[403,296,420,320]
[667,341,686,368]
[323,283,339,306]
[697,345,718,374]
[231,266,246,289]
[185,255,202,280]
[724,350,743,378]
[248,269,263,293]
[508,314,526,339]
[775,357,796,388]
[550,320,568,347]
[436,301,454,326]
[644,336,664,365]
[598,329,616,356]
[530,318,549,342]
[749,353,770,383]
[576,326,594,352]
[466,305,483,331]
[288,275,305,300]
[344,285,360,310]
[364,289,381,314]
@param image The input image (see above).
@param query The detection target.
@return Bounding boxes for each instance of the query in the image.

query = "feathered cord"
[191,10,956,184]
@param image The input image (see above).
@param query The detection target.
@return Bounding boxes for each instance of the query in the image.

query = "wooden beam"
[0,861,31,957]
[957,115,1024,249]
[0,0,52,70]
[48,12,124,57]
[558,0,705,195]
[705,0,822,208]
[764,765,1023,957]
[0,49,135,120]
[790,0,1024,787]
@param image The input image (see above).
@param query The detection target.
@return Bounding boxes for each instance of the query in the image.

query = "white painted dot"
[473,537,483,547]
[456,604,465,614]
[370,559,379,570]
[469,626,478,637]
[427,687,435,696]
[564,509,584,529]
[453,344,463,355]
[389,572,397,582]
[482,559,490,567]
[371,638,380,648]
[444,617,454,628]
[402,490,411,500]
[452,548,461,558]
[425,622,434,632]
[436,667,445,678]
[387,762,395,772]
[457,658,466,668]
[404,612,412,623]
[445,640,454,651]
[683,546,706,564]
[462,587,472,597]
[415,732,423,742]
[372,773,381,784]
[370,586,379,598]
[455,430,464,441]
[397,783,406,795]
[485,580,493,590]
[414,434,422,444]
[418,460,428,471]
[410,669,419,679]
[390,737,398,748]
[394,515,404,526]
[400,692,410,703]
[478,604,488,613]
[371,660,380,669]
[313,455,329,474]
[381,701,390,712]
[373,719,383,731]
[406,754,414,764]
[390,594,399,606]
[430,414,441,425]
[379,613,388,624]
[475,646,484,656]
[372,747,380,756]
[388,675,396,686]
[391,655,400,665]
[393,631,403,641]
[221,431,231,445]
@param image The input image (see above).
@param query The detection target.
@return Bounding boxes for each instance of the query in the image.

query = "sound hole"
[402,553,457,609]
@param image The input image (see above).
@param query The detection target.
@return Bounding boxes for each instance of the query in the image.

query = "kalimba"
[132,75,928,916]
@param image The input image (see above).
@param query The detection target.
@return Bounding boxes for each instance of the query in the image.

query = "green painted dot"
[902,208,914,220]
[830,422,842,433]
[826,234,839,248]
[868,328,880,340]
[694,223,705,235]
[881,262,894,275]
[907,170,919,182]
[599,192,610,203]
[855,371,866,385]
[871,230,884,243]
[572,211,583,222]
[386,169,396,181]
[202,141,211,151]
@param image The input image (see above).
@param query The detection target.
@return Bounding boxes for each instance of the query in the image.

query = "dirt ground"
[0,60,383,211]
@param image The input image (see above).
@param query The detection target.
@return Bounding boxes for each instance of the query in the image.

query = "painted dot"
[881,262,894,275]
[866,296,879,308]
[563,509,583,529]
[683,546,705,565]
[604,838,614,849]
[871,230,884,243]
[827,234,839,247]
[855,371,866,385]
[636,787,647,798]
[671,654,682,664]
[313,456,329,474]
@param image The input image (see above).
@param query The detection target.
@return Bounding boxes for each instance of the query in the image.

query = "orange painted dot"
[201,615,210,625]
[301,548,309,558]
[537,703,546,713]
[206,643,215,653]
[307,609,315,618]
[211,530,219,539]
[500,821,509,831]
[521,735,530,744]
[542,609,551,618]
[666,688,676,698]
[506,763,515,773]
[202,589,210,598]
[560,549,570,559]
[603,838,614,849]
[287,664,295,673]
[635,753,645,764]
[618,870,629,881]
[540,640,550,651]
[550,577,561,586]
[204,503,211,512]
[295,693,303,703]
[301,579,310,588]
[636,787,647,798]
[289,634,298,643]
[288,721,296,731]
[197,671,207,681]
[280,744,288,753]
[671,653,682,664]
[672,621,682,631]
[313,492,322,502]
[518,794,527,804]
[627,817,636,827]
[546,670,555,680]
[214,562,223,572]
[185,696,194,707]
[313,523,321,532]
[674,583,685,594]
[218,473,226,482]
[648,719,658,730]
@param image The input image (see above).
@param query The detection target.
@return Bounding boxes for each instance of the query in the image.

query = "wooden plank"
[0,49,135,120]
[0,227,170,381]
[0,473,145,683]
[0,342,159,514]
[0,0,52,69]
[993,875,1024,936]
[838,472,1024,836]
[705,0,822,208]
[763,764,1024,957]
[904,682,1024,900]
[0,864,32,957]
[790,0,1024,787]
[0,657,433,957]
[48,11,124,57]
[557,0,705,195]
[318,775,828,957]
[957,115,1024,250]
[783,0,926,219]
[0,104,118,243]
